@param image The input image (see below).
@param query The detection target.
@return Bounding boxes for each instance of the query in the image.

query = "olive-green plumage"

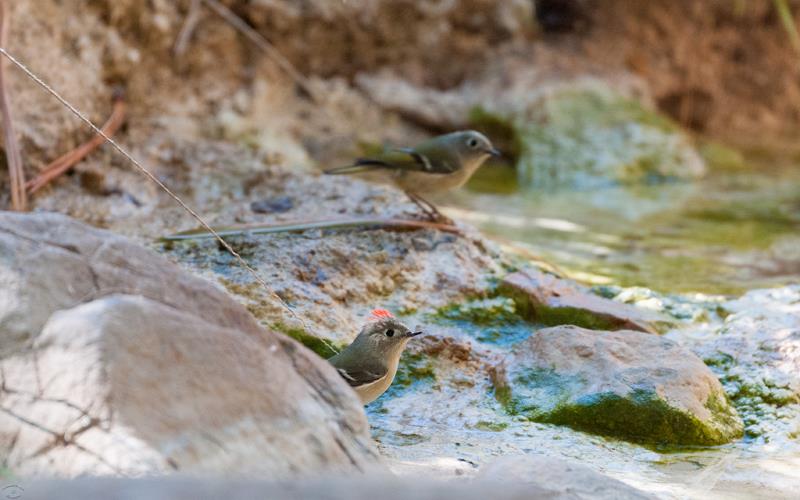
[328,315,422,405]
[325,130,500,195]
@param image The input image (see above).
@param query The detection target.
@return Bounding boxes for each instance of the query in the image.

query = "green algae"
[699,141,746,172]
[471,85,703,191]
[392,353,436,388]
[432,296,534,347]
[503,368,742,446]
[709,366,800,439]
[526,303,622,331]
[472,420,509,432]
[434,296,520,326]
[273,322,342,359]
[498,280,647,331]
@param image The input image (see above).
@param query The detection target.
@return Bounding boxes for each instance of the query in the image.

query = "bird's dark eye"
[467,138,479,148]
[385,329,395,337]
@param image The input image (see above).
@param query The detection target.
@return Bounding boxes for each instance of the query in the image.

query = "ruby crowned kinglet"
[327,309,423,405]
[324,130,500,219]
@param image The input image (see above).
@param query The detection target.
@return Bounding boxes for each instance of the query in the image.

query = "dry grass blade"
[0,0,26,211]
[174,0,203,58]
[26,91,126,195]
[160,217,464,241]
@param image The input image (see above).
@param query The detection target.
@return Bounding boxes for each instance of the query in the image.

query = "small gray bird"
[328,309,423,405]
[324,130,500,219]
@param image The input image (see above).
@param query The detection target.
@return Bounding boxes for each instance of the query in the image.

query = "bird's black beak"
[486,147,502,157]
[406,330,424,338]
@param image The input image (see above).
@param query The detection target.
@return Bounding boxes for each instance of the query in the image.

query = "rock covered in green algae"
[675,286,800,440]
[483,83,706,191]
[499,268,669,334]
[501,325,743,446]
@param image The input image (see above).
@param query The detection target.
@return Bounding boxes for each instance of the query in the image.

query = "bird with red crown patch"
[327,309,423,404]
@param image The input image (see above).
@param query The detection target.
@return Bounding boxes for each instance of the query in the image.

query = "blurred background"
[3,0,800,295]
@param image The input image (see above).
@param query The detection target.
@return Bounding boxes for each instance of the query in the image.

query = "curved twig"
[26,91,126,195]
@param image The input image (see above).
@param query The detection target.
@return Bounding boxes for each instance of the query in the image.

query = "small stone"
[500,268,668,333]
[250,196,294,214]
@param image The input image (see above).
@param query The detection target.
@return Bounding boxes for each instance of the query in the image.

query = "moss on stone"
[699,141,746,172]
[468,106,523,159]
[473,420,509,432]
[434,296,521,326]
[543,390,739,446]
[271,322,341,359]
[392,353,436,387]
[506,368,742,446]
[472,85,703,191]
[498,283,625,331]
[533,305,623,331]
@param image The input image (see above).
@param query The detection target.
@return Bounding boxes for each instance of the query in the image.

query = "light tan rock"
[0,211,263,357]
[0,211,379,477]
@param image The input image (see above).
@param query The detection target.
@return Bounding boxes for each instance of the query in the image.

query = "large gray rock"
[477,455,654,500]
[501,325,743,445]
[0,211,261,357]
[0,211,378,477]
[500,268,667,334]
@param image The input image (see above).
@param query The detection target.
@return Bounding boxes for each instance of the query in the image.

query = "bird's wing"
[334,366,387,388]
[323,147,457,175]
[329,352,389,388]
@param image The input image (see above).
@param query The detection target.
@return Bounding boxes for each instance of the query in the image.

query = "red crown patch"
[368,308,394,322]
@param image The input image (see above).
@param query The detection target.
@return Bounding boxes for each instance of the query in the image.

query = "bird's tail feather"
[323,159,387,175]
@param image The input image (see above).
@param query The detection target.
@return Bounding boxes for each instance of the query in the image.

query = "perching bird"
[327,309,423,405]
[324,130,500,220]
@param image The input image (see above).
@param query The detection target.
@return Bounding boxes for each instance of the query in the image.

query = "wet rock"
[500,268,667,333]
[478,454,654,499]
[594,285,722,323]
[503,325,743,445]
[677,286,800,440]
[436,296,520,326]
[0,211,378,477]
[148,146,504,346]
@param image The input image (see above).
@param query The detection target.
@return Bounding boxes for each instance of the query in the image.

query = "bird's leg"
[405,191,454,225]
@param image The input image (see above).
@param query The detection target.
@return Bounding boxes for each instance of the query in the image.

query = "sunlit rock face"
[501,325,743,446]
[0,212,379,477]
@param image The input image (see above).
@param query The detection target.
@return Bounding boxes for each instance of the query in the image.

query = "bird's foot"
[423,210,454,226]
[405,191,454,225]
